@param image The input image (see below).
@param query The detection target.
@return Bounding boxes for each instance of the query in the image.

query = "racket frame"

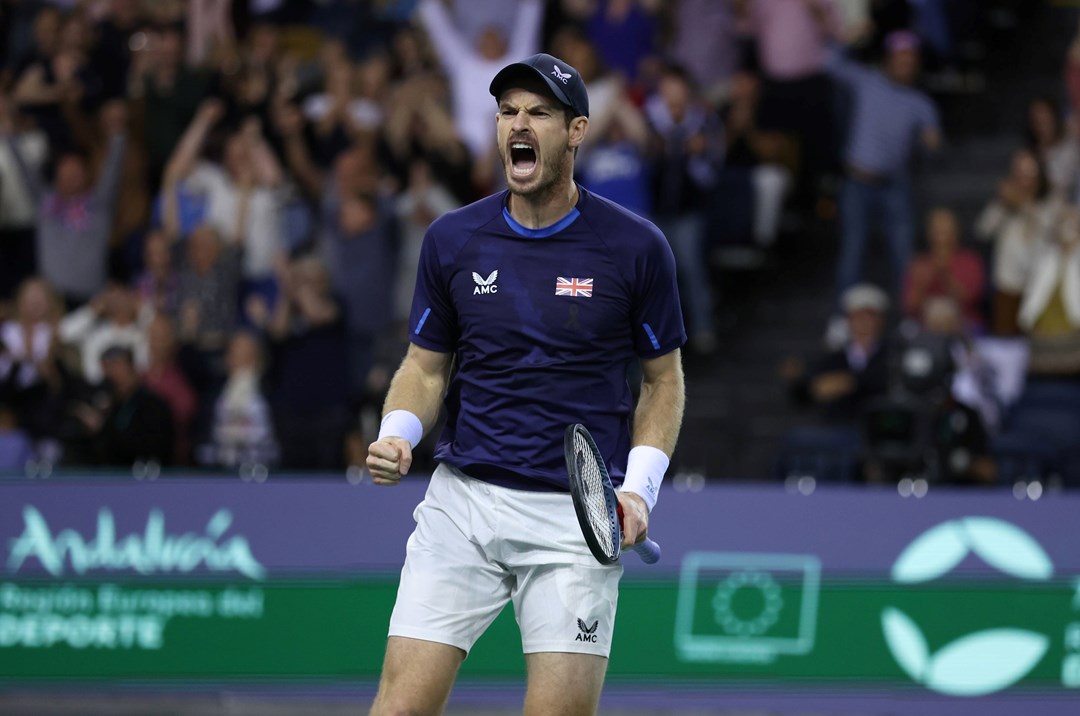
[565,423,623,565]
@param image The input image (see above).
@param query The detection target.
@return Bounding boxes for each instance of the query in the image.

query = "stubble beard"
[504,142,572,204]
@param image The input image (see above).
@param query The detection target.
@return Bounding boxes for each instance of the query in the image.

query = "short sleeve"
[408,226,457,352]
[631,226,687,357]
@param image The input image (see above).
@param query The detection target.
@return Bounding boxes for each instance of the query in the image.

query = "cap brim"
[489,64,579,116]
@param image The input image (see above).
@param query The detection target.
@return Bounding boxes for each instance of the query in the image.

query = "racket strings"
[575,433,616,557]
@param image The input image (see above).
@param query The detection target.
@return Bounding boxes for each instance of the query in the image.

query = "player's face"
[496,87,578,199]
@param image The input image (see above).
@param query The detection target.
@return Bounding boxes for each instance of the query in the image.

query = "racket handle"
[631,538,661,564]
[615,502,661,564]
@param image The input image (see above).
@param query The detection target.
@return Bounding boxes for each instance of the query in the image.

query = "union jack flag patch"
[555,277,593,297]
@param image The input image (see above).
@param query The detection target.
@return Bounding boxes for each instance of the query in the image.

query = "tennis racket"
[565,423,661,565]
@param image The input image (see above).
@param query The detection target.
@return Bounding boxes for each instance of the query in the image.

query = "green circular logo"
[882,517,1053,696]
[712,569,783,637]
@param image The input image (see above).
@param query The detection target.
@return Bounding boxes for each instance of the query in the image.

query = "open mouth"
[510,142,537,177]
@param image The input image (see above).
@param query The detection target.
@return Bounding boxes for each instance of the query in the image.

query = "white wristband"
[619,445,669,513]
[378,410,424,449]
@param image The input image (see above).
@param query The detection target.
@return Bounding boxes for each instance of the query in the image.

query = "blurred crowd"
[779,3,1080,489]
[0,0,1064,483]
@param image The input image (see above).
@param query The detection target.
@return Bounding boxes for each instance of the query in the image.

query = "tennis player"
[366,52,686,716]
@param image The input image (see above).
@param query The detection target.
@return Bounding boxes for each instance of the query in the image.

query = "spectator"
[200,330,278,469]
[277,111,402,406]
[143,315,197,465]
[447,0,527,46]
[716,71,792,248]
[321,186,399,409]
[902,207,986,332]
[0,402,34,471]
[56,95,150,277]
[0,276,67,445]
[906,297,997,485]
[921,296,1002,436]
[221,33,284,136]
[417,0,543,161]
[862,0,913,62]
[974,148,1056,335]
[737,0,842,205]
[394,159,459,327]
[93,0,145,100]
[163,98,286,290]
[666,0,740,105]
[579,0,659,85]
[308,0,403,60]
[262,254,351,470]
[379,76,475,203]
[552,26,649,161]
[386,24,439,83]
[645,62,723,353]
[186,0,236,68]
[1066,19,1080,139]
[8,5,81,152]
[0,277,62,396]
[300,43,392,145]
[0,96,47,298]
[1,0,57,79]
[577,117,653,219]
[133,230,181,316]
[554,29,651,217]
[785,283,891,425]
[131,23,216,186]
[826,30,941,345]
[276,104,381,206]
[1026,97,1078,199]
[57,282,150,385]
[71,345,174,467]
[175,224,243,356]
[1,100,127,306]
[833,0,874,49]
[1017,204,1080,378]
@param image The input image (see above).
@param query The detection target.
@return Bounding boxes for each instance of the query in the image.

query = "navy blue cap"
[489,53,590,119]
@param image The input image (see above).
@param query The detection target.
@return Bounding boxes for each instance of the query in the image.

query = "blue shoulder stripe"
[414,307,432,335]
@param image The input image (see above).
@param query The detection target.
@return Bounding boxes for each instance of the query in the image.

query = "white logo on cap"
[552,65,571,84]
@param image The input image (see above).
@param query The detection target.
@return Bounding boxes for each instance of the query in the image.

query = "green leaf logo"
[883,518,1052,697]
[964,518,1053,580]
[881,608,930,681]
[926,629,1050,696]
[891,521,968,583]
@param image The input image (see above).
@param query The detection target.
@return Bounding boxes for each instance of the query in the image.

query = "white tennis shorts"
[388,463,622,657]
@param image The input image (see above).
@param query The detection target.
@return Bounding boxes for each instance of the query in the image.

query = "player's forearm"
[632,360,685,457]
[382,350,451,434]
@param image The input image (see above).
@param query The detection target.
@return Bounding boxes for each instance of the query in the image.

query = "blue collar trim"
[502,206,581,238]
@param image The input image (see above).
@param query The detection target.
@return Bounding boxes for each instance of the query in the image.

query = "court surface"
[0,693,855,716]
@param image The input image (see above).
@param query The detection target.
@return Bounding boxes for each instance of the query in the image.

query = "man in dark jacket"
[789,284,891,424]
[73,345,174,467]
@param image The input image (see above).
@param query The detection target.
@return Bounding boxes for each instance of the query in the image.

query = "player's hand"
[366,437,413,485]
[617,491,649,548]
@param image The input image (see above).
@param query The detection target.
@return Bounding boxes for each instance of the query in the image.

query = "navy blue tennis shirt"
[409,186,686,491]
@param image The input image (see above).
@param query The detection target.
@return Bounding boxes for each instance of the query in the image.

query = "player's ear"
[568,116,589,150]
